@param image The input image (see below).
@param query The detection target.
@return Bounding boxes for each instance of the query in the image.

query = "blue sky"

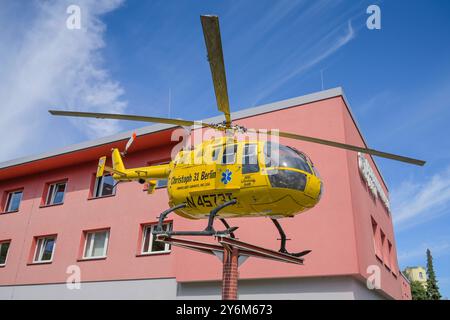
[1,0,449,297]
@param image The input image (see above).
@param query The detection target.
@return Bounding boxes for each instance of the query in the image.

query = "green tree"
[426,249,442,300]
[410,281,428,300]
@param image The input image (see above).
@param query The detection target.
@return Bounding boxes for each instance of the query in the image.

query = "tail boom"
[96,148,170,183]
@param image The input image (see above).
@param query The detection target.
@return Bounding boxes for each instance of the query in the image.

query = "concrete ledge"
[0,275,384,300]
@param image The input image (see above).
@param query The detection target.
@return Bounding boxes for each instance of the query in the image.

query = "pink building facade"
[0,88,410,299]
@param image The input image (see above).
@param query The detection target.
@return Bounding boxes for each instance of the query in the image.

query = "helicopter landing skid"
[153,199,238,237]
[271,218,312,258]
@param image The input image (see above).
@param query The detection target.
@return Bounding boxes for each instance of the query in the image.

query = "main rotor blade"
[200,15,231,126]
[255,129,425,166]
[48,110,211,128]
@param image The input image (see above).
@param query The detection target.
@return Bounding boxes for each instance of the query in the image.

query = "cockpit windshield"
[264,142,312,174]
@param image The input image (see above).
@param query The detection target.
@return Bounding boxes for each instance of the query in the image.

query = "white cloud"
[0,0,126,161]
[392,166,450,229]
[398,240,450,264]
[252,19,355,105]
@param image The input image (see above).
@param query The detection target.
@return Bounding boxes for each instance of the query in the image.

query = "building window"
[83,230,109,259]
[156,179,168,189]
[4,190,23,213]
[141,223,172,254]
[45,181,67,205]
[371,217,381,258]
[380,230,386,262]
[387,240,395,272]
[93,174,116,198]
[147,161,170,189]
[419,272,423,279]
[33,236,56,263]
[0,241,11,266]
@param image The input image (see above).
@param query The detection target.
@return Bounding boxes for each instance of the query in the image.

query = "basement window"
[4,190,23,213]
[141,223,172,254]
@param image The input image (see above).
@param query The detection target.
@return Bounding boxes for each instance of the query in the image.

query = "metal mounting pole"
[221,246,239,300]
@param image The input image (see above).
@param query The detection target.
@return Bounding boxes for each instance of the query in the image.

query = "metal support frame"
[219,218,236,238]
[155,234,307,300]
[152,203,312,300]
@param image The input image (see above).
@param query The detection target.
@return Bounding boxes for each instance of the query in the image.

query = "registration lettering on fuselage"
[186,193,235,208]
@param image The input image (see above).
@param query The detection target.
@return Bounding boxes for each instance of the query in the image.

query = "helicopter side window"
[242,144,259,174]
[222,144,237,164]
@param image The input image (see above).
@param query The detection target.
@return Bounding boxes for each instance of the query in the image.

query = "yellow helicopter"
[49,15,425,257]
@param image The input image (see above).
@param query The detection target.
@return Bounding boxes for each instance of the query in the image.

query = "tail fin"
[112,148,126,172]
[96,150,127,179]
[96,156,107,178]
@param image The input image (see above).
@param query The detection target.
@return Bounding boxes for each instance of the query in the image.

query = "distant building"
[400,272,412,300]
[404,267,427,288]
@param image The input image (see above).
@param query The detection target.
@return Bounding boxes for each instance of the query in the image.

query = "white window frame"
[83,230,109,259]
[45,182,67,205]
[4,190,23,213]
[0,241,11,266]
[141,223,172,255]
[33,236,56,263]
[93,174,116,198]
